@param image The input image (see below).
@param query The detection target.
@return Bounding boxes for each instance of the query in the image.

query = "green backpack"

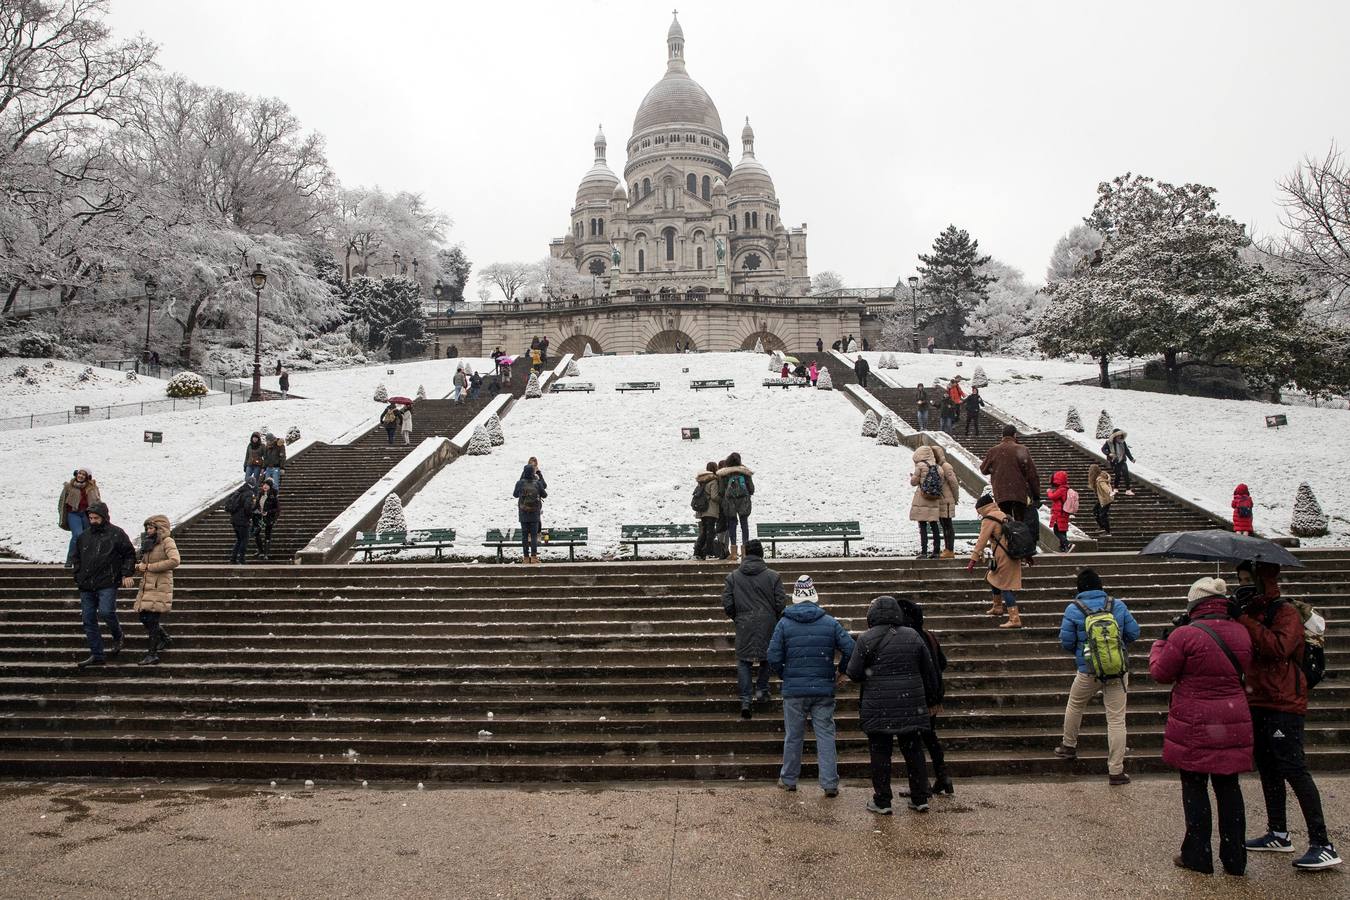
[1074,598,1127,680]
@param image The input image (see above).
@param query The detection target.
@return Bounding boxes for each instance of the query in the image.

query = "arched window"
[638,249,645,273]
[729,216,736,231]
[663,178,674,208]
[663,226,677,262]
[752,211,758,229]
[687,173,697,194]
[701,175,710,200]
[696,247,704,269]
[598,217,604,235]
[642,178,651,197]
[744,212,751,230]
[632,182,639,198]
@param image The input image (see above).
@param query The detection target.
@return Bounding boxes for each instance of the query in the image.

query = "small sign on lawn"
[143,430,163,444]
[681,427,700,440]
[386,368,395,375]
[681,367,689,373]
[1265,414,1288,429]
[74,405,90,416]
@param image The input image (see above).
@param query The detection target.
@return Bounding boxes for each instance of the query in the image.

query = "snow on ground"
[0,397,375,562]
[406,352,977,560]
[853,349,1101,389]
[868,350,1350,545]
[0,357,185,422]
[284,356,493,402]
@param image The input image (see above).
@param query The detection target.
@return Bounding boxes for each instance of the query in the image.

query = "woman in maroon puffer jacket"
[1150,579,1254,877]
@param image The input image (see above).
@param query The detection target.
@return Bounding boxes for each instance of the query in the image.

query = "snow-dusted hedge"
[165,371,209,398]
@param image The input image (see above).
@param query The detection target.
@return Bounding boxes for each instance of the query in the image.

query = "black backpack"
[723,474,751,516]
[1264,600,1326,690]
[691,481,710,514]
[985,514,1037,560]
[517,480,542,515]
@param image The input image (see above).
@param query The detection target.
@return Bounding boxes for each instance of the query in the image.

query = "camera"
[1171,612,1190,628]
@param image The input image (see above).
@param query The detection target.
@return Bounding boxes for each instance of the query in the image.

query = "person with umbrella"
[380,402,400,444]
[399,402,414,444]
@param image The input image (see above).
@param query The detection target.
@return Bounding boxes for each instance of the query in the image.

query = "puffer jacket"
[1232,484,1253,532]
[244,434,265,468]
[931,446,960,519]
[57,478,101,528]
[1058,589,1141,675]
[1046,470,1071,531]
[134,515,181,614]
[846,595,940,735]
[1239,588,1309,716]
[71,502,136,592]
[896,596,947,704]
[767,602,856,698]
[695,471,721,521]
[262,440,287,469]
[716,465,754,517]
[513,464,547,525]
[721,555,786,660]
[1149,597,1254,775]
[908,446,941,522]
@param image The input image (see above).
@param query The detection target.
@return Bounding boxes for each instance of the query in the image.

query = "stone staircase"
[805,353,1225,551]
[0,550,1345,783]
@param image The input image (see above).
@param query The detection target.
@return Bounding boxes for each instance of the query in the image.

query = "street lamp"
[433,280,444,318]
[392,251,401,278]
[249,262,267,402]
[412,255,419,290]
[907,275,920,353]
[142,274,158,369]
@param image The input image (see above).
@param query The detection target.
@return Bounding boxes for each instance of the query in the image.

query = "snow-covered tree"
[1046,224,1104,284]
[972,365,989,387]
[532,256,584,301]
[875,416,900,446]
[346,276,427,359]
[878,299,916,352]
[415,384,426,400]
[1066,406,1084,432]
[375,493,407,533]
[861,409,880,437]
[466,424,492,455]
[485,413,505,446]
[809,270,846,296]
[1290,482,1329,537]
[1095,409,1113,439]
[965,260,1045,352]
[525,372,542,398]
[917,225,995,346]
[373,382,388,402]
[565,359,580,377]
[477,261,534,303]
[816,367,834,390]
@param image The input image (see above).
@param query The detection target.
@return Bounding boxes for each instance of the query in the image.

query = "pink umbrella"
[387,395,413,405]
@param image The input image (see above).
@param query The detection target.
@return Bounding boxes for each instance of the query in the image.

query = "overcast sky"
[106,0,1348,288]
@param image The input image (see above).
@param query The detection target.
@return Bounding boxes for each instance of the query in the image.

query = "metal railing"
[0,388,251,431]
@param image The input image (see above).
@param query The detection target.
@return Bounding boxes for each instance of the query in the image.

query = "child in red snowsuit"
[1232,484,1253,535]
[1046,469,1074,552]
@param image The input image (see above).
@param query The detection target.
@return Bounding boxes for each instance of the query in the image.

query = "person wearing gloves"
[70,501,136,668]
[766,576,855,796]
[1150,576,1254,876]
[968,494,1023,628]
[133,515,180,666]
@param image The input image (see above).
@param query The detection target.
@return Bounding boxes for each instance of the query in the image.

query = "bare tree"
[478,262,534,303]
[1272,143,1350,314]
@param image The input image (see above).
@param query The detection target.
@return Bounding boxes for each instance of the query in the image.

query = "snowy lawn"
[404,352,978,560]
[0,357,187,422]
[852,349,1101,389]
[0,397,376,562]
[284,357,493,402]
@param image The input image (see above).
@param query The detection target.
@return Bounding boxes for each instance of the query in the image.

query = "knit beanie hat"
[1186,576,1229,613]
[1076,569,1103,594]
[792,576,818,604]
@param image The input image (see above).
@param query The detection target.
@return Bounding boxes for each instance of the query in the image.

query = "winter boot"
[154,629,172,652]
[986,598,1005,617]
[999,608,1023,629]
[931,773,955,795]
[105,638,123,659]
[728,544,740,563]
[940,550,955,559]
[740,543,749,561]
[739,701,752,720]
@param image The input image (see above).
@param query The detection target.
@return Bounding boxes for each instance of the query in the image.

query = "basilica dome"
[631,13,725,135]
[726,118,775,199]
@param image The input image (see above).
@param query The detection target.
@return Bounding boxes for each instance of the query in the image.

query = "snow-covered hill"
[0,357,186,421]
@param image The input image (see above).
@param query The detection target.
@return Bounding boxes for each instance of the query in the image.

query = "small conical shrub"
[286,425,301,443]
[1066,406,1084,432]
[375,493,407,533]
[582,343,595,357]
[1290,482,1329,537]
[373,382,388,402]
[1095,409,1114,439]
[415,384,426,400]
[485,413,505,446]
[565,359,580,377]
[972,365,988,388]
[753,337,765,354]
[816,367,834,390]
[525,372,542,399]
[875,416,900,446]
[466,425,493,455]
[861,409,880,437]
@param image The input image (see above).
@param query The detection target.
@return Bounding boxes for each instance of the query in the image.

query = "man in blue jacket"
[767,576,856,796]
[1054,568,1141,784]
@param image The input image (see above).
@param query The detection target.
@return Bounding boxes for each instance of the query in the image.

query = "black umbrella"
[1139,530,1304,568]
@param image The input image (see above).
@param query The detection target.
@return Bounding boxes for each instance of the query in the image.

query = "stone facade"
[549,14,809,297]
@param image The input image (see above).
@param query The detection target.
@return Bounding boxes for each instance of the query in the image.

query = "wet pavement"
[1,775,1345,898]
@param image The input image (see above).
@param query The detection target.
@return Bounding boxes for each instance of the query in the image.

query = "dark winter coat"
[1101,431,1135,464]
[915,388,930,411]
[854,357,870,379]
[896,596,947,703]
[1239,590,1309,716]
[846,596,940,735]
[980,437,1041,506]
[1058,589,1141,675]
[226,484,256,529]
[767,602,855,699]
[1149,597,1254,775]
[279,372,290,392]
[716,465,754,518]
[244,434,265,468]
[939,395,960,421]
[721,555,787,661]
[963,392,984,415]
[251,487,280,523]
[262,441,286,469]
[513,464,547,525]
[1232,484,1253,532]
[71,503,136,592]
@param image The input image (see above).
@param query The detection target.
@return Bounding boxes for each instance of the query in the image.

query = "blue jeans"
[79,586,122,657]
[781,696,839,790]
[265,466,282,490]
[726,513,751,545]
[520,522,540,557]
[737,658,770,702]
[65,510,87,563]
[916,409,929,431]
[993,588,1018,608]
[244,464,262,485]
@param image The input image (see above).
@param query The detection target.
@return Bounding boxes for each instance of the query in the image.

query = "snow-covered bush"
[1095,409,1113,439]
[373,382,389,402]
[286,425,301,444]
[14,330,58,358]
[42,360,55,369]
[415,384,426,401]
[165,371,208,398]
[769,350,784,372]
[862,409,880,437]
[376,493,407,534]
[565,359,580,377]
[12,365,28,378]
[525,372,542,399]
[816,367,834,390]
[485,414,505,446]
[1290,482,1329,537]
[466,425,493,455]
[582,343,595,357]
[1066,406,1084,432]
[124,370,139,382]
[875,416,900,446]
[753,338,765,354]
[972,365,989,388]
[77,366,95,382]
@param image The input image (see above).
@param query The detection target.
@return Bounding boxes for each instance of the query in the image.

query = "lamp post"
[249,262,267,402]
[412,255,419,290]
[907,275,920,353]
[142,274,158,369]
[433,280,443,318]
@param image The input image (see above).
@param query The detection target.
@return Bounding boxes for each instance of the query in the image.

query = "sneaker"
[866,800,893,816]
[1053,744,1077,760]
[1293,845,1342,870]
[777,778,796,792]
[1246,832,1295,853]
[822,788,838,798]
[1108,773,1131,786]
[137,653,160,666]
[907,800,930,813]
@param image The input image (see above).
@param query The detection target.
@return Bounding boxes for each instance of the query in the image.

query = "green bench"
[353,528,457,560]
[550,381,594,393]
[689,379,734,391]
[761,377,810,389]
[616,381,661,393]
[483,526,588,561]
[757,521,863,557]
[953,519,981,542]
[621,523,699,557]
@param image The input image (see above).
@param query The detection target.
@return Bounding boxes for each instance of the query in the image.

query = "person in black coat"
[251,479,280,559]
[896,596,952,796]
[513,463,547,564]
[722,539,787,718]
[816,337,824,353]
[71,501,136,667]
[846,595,941,813]
[854,355,870,388]
[962,387,984,436]
[226,480,256,565]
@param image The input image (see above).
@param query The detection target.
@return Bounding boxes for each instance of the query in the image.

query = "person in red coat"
[1046,470,1072,553]
[1232,484,1254,535]
[1238,562,1341,869]
[1150,577,1253,875]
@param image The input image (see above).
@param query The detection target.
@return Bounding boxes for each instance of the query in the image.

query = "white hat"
[792,576,818,604]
